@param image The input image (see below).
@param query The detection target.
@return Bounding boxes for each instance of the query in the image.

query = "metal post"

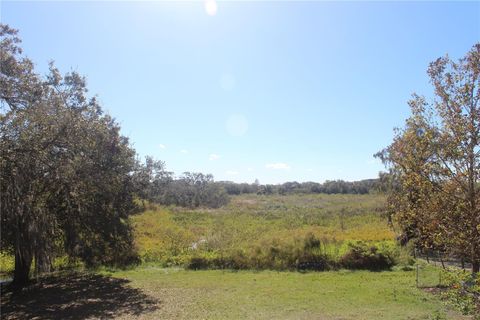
[416,264,419,288]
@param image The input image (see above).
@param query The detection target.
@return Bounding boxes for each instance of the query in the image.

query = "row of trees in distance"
[217,179,380,196]
[134,157,381,209]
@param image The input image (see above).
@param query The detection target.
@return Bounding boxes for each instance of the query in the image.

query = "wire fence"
[414,249,473,288]
[415,263,444,288]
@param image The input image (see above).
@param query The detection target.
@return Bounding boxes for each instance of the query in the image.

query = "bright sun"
[204,0,218,16]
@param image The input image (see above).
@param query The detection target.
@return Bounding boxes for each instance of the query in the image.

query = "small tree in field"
[377,43,480,273]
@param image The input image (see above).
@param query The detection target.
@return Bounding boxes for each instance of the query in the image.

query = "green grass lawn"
[1,267,469,319]
[104,267,467,320]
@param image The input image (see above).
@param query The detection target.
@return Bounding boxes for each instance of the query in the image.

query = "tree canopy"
[377,43,480,273]
[1,25,139,285]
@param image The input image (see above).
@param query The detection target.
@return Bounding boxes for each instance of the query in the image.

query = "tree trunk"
[473,261,479,274]
[12,214,34,287]
[35,250,52,275]
[13,245,33,287]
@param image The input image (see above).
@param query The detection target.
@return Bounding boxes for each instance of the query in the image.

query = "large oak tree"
[1,25,138,285]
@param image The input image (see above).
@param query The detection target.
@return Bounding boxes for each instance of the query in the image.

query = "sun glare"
[204,0,218,16]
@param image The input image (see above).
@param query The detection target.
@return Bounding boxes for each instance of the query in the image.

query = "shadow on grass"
[1,272,159,319]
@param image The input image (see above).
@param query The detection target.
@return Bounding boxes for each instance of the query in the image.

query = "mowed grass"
[106,267,466,320]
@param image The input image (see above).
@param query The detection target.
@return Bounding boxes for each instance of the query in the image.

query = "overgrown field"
[1,194,395,276]
[133,194,403,270]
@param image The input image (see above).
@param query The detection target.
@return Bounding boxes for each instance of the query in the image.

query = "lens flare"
[204,0,218,16]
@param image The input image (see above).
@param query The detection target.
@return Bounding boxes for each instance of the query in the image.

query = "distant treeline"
[216,179,381,196]
[134,158,229,209]
[136,157,384,209]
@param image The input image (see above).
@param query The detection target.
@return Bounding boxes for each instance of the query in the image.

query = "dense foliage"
[441,268,480,318]
[338,241,396,271]
[377,43,480,273]
[133,158,229,208]
[0,25,138,285]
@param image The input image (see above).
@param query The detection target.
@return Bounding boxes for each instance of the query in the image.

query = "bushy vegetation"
[133,158,229,209]
[441,268,480,318]
[186,237,397,272]
[1,25,139,285]
[186,233,335,271]
[161,173,229,208]
[377,43,480,273]
[338,241,397,271]
[132,194,398,271]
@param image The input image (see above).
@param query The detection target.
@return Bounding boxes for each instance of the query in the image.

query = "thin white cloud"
[307,168,314,172]
[226,170,239,176]
[159,144,166,150]
[265,163,290,170]
[209,154,220,161]
[247,167,254,172]
[180,149,188,154]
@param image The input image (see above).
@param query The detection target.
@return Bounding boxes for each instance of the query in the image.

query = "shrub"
[441,268,480,318]
[186,233,336,271]
[188,257,211,270]
[339,241,396,270]
[295,252,333,271]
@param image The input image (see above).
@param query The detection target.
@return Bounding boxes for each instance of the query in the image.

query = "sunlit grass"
[106,267,466,320]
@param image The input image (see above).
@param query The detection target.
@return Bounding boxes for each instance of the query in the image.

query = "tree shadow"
[1,272,159,319]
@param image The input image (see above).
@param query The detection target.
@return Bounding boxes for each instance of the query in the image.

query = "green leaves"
[0,24,139,284]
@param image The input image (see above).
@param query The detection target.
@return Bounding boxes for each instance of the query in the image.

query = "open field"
[1,268,469,320]
[2,194,470,319]
[0,194,398,277]
[133,193,397,268]
[0,194,397,275]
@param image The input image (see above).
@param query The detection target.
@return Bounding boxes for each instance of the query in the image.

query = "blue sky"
[2,1,479,184]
